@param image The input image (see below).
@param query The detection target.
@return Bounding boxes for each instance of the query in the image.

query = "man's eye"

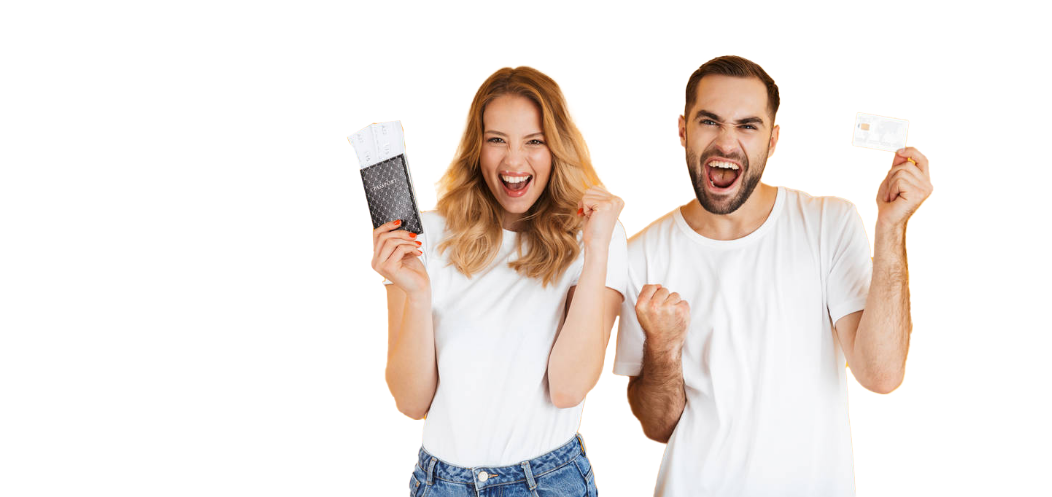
[701,120,718,126]
[740,125,756,130]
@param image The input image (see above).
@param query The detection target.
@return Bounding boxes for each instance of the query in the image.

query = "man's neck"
[681,183,778,241]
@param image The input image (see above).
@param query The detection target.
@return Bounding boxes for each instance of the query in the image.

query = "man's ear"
[679,115,687,147]
[768,124,780,158]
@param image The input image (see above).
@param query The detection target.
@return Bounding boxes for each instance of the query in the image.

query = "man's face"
[679,75,779,215]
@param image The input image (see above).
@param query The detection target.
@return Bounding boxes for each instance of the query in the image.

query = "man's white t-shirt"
[614,187,872,496]
[415,211,628,467]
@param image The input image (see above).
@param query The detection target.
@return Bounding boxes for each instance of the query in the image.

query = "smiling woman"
[437,67,601,286]
[369,66,628,496]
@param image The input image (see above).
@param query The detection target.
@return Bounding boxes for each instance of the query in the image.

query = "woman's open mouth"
[500,173,533,197]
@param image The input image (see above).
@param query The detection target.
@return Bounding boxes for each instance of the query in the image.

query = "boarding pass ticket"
[852,113,908,152]
[348,121,406,168]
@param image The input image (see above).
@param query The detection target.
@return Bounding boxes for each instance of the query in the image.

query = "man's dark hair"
[684,55,780,122]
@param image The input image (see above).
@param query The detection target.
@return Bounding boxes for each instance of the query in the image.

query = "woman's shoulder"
[420,211,448,236]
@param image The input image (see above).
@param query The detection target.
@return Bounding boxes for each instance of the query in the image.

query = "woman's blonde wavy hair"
[436,67,600,287]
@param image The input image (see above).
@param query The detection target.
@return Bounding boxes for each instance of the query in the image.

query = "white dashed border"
[6,70,1043,454]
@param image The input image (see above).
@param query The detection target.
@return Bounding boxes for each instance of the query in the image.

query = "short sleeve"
[826,202,872,324]
[570,221,628,297]
[613,233,647,376]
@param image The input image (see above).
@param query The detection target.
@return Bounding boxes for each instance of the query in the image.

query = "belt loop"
[426,456,437,486]
[521,460,537,491]
[576,433,587,456]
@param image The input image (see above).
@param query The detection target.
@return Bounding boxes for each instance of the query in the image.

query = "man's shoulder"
[626,207,682,252]
[780,186,860,220]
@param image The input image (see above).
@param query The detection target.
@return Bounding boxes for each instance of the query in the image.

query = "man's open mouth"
[704,159,742,191]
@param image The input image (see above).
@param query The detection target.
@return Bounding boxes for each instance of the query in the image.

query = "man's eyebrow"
[484,130,544,138]
[693,109,767,127]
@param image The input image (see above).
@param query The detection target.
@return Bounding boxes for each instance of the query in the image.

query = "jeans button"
[478,471,489,482]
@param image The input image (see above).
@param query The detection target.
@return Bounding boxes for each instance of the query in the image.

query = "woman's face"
[480,94,552,231]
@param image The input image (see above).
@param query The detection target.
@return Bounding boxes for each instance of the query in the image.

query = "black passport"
[348,121,424,235]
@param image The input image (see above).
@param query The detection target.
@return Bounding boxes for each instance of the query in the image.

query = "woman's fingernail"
[409,232,417,238]
[417,250,422,255]
[415,241,422,246]
[394,219,402,226]
[577,207,584,215]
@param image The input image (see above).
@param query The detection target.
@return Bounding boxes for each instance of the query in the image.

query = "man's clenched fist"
[635,284,690,355]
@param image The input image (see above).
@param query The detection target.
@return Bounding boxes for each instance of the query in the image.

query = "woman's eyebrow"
[486,130,547,137]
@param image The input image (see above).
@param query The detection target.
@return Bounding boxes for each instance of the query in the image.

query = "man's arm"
[627,339,686,443]
[626,284,690,443]
[836,147,932,394]
[834,224,909,394]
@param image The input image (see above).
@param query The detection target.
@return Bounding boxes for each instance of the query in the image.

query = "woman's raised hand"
[578,185,624,251]
[371,220,430,296]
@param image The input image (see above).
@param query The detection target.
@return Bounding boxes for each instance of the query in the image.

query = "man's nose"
[714,127,740,156]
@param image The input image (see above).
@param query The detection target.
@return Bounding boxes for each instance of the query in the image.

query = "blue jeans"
[409,433,598,497]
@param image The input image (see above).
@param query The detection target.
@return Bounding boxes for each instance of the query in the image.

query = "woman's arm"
[547,247,618,408]
[384,285,437,419]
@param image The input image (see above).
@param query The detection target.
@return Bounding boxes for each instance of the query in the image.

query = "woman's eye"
[528,139,545,145]
[487,137,505,143]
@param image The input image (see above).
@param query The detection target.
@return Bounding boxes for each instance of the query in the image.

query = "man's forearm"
[854,221,911,392]
[627,340,686,443]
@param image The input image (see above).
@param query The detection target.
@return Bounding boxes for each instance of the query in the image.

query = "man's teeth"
[709,161,740,170]
[501,175,531,183]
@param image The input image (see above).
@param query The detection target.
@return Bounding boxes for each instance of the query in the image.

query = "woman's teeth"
[501,174,531,183]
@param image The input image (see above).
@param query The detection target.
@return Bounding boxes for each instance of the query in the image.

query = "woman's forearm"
[547,245,611,408]
[384,288,438,419]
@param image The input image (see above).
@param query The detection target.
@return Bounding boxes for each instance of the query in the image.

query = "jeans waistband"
[416,433,587,489]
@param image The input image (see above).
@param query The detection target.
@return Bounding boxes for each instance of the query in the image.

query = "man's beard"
[687,143,768,215]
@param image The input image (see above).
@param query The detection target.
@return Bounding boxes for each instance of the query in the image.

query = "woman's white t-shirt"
[414,211,628,467]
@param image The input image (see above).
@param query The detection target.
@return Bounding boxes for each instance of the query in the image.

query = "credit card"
[852,113,909,152]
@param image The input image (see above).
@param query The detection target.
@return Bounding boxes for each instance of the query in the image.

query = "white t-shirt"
[614,187,872,497]
[416,211,628,467]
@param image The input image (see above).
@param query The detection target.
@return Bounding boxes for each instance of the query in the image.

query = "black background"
[4,53,1047,492]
